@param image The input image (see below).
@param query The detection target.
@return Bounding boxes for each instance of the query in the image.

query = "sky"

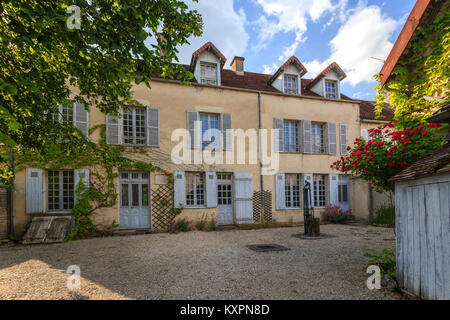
[174,0,417,100]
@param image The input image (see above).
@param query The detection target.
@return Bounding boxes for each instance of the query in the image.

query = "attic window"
[284,75,298,94]
[200,62,217,85]
[325,80,338,99]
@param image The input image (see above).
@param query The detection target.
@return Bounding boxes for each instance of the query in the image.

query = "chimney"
[230,56,245,75]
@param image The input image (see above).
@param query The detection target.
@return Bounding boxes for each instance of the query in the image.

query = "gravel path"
[0,224,399,300]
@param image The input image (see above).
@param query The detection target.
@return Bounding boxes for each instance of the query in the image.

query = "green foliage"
[0,0,203,185]
[331,121,446,193]
[173,218,191,233]
[375,3,449,121]
[365,247,397,279]
[370,204,396,228]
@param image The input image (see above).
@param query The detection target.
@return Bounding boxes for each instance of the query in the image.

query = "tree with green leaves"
[0,0,203,185]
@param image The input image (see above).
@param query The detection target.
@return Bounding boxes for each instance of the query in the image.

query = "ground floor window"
[313,174,327,207]
[47,170,74,212]
[285,174,301,208]
[338,183,348,202]
[186,172,205,206]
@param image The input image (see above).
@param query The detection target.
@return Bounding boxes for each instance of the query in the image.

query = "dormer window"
[325,80,338,99]
[284,75,298,95]
[200,62,217,85]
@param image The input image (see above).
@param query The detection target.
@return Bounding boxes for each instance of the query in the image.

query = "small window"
[283,120,300,152]
[325,80,337,99]
[284,75,298,94]
[200,62,217,85]
[47,170,74,212]
[285,174,301,208]
[311,123,326,154]
[123,107,146,145]
[338,184,348,202]
[185,172,205,206]
[200,113,220,149]
[313,174,327,207]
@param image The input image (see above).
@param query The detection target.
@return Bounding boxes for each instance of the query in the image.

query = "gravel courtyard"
[0,224,399,300]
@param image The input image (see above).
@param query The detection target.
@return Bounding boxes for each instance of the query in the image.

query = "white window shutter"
[147,107,160,147]
[329,174,339,206]
[206,172,218,207]
[73,102,89,138]
[327,122,337,155]
[174,171,186,208]
[275,173,286,210]
[106,110,122,145]
[274,118,284,153]
[302,120,312,153]
[221,113,232,151]
[361,128,368,141]
[26,168,43,214]
[187,110,200,149]
[234,173,253,224]
[340,124,348,155]
[303,174,314,208]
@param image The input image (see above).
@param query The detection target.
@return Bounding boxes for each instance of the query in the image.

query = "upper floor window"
[313,174,327,207]
[51,104,73,124]
[186,172,205,206]
[200,62,217,85]
[325,80,337,99]
[284,75,298,94]
[47,170,74,212]
[123,107,146,145]
[311,123,326,154]
[200,113,220,149]
[283,120,300,152]
[285,174,301,208]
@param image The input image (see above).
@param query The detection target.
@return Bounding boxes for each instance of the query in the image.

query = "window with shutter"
[283,75,298,94]
[47,170,75,212]
[123,107,146,145]
[340,124,348,155]
[200,62,217,85]
[285,174,301,208]
[185,172,205,207]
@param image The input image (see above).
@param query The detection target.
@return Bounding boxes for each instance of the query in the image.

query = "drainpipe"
[9,147,14,237]
[258,92,265,222]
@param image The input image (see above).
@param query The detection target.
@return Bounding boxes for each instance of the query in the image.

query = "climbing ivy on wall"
[375,2,449,125]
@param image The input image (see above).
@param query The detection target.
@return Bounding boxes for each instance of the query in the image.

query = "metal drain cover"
[246,244,290,252]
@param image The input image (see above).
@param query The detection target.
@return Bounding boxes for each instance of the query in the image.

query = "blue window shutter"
[340,124,348,155]
[329,174,339,206]
[174,171,186,208]
[275,173,286,210]
[221,113,232,151]
[302,120,312,153]
[73,102,89,138]
[26,168,43,214]
[106,110,122,145]
[234,173,253,224]
[147,107,160,147]
[274,118,284,152]
[206,172,217,207]
[328,122,337,155]
[187,110,200,149]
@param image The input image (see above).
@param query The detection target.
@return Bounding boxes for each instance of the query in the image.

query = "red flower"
[411,129,417,135]
[418,125,423,130]
[391,146,398,151]
[387,122,395,128]
[387,163,396,168]
[422,130,428,136]
[153,198,157,202]
[164,171,168,175]
[387,152,393,157]
[376,141,384,147]
[400,161,407,167]
[347,146,351,151]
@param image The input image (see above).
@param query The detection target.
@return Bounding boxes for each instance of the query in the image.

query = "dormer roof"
[189,41,227,71]
[268,56,308,84]
[307,62,347,89]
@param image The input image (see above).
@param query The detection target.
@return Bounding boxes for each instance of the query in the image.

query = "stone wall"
[0,187,8,239]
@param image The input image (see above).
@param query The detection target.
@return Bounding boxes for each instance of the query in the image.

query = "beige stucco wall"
[11,79,389,236]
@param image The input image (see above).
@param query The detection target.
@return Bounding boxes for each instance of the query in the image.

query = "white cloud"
[262,63,279,74]
[304,3,399,86]
[174,0,249,65]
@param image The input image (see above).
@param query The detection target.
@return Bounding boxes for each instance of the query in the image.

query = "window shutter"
[329,174,339,206]
[206,172,218,207]
[361,128,368,141]
[303,174,314,208]
[275,173,286,210]
[340,124,348,155]
[106,110,122,145]
[187,110,200,149]
[147,107,160,147]
[234,173,253,224]
[74,169,90,203]
[302,120,312,153]
[174,171,186,208]
[327,122,337,155]
[221,113,232,150]
[26,168,43,214]
[73,102,89,138]
[274,118,284,152]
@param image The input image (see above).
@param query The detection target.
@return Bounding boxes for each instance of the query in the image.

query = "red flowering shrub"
[331,121,446,192]
[321,206,355,223]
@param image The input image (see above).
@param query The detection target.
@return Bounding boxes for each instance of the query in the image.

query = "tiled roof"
[307,62,347,89]
[268,56,308,84]
[359,100,394,121]
[189,41,227,71]
[389,145,450,182]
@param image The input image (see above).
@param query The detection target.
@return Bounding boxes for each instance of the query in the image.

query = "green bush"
[370,204,395,227]
[364,247,397,279]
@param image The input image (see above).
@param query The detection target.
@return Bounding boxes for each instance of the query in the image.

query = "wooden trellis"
[151,185,176,231]
[252,190,272,223]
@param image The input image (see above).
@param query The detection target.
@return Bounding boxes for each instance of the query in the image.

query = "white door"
[338,176,350,211]
[234,173,253,224]
[217,173,233,225]
[120,172,150,229]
